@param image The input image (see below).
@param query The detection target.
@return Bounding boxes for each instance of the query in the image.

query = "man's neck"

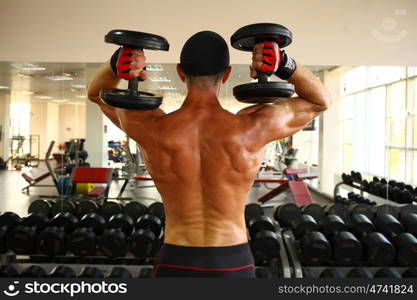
[181,86,222,108]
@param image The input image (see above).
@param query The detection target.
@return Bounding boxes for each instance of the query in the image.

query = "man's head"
[177,31,231,91]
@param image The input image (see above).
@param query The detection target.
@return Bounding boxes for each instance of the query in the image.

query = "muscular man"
[87,31,331,278]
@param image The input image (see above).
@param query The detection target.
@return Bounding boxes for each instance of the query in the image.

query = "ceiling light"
[149,76,171,82]
[34,95,53,99]
[11,63,45,71]
[159,86,176,91]
[17,72,33,78]
[147,64,164,71]
[0,86,9,90]
[52,99,69,103]
[71,84,86,89]
[46,75,73,81]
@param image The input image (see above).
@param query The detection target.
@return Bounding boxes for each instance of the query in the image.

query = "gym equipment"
[130,214,163,258]
[100,201,123,221]
[148,202,165,224]
[7,213,49,254]
[300,203,325,223]
[75,200,100,218]
[319,268,345,278]
[20,265,47,277]
[51,199,76,217]
[0,265,19,277]
[400,213,417,236]
[248,215,280,260]
[0,212,22,253]
[402,268,417,278]
[350,214,395,266]
[374,268,402,278]
[346,267,373,278]
[49,266,76,278]
[274,203,301,227]
[245,203,264,226]
[398,204,417,219]
[324,203,349,223]
[28,199,54,217]
[373,204,398,220]
[98,214,134,257]
[320,215,362,265]
[67,213,106,256]
[375,214,417,266]
[289,215,331,265]
[100,30,169,109]
[348,203,374,221]
[107,267,132,278]
[78,266,104,278]
[124,201,147,222]
[138,268,153,278]
[230,23,294,103]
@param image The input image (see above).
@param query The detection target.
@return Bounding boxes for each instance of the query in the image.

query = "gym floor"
[0,162,331,217]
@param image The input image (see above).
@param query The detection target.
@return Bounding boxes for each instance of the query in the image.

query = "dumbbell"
[138,267,153,278]
[100,29,169,109]
[402,268,417,278]
[49,266,76,278]
[400,213,417,236]
[320,215,362,265]
[319,268,345,278]
[346,267,373,278]
[100,201,123,222]
[348,203,374,221]
[398,204,417,219]
[324,203,349,223]
[289,215,331,265]
[7,213,49,254]
[373,204,398,220]
[37,212,79,256]
[130,214,163,258]
[375,214,417,266]
[148,202,165,224]
[28,199,54,217]
[374,267,402,278]
[78,266,104,278]
[51,199,76,217]
[75,200,100,219]
[124,202,147,222]
[350,213,395,266]
[20,265,47,277]
[350,171,362,183]
[274,203,301,227]
[361,179,370,192]
[0,212,22,253]
[107,267,132,278]
[300,203,325,223]
[346,192,374,206]
[0,265,19,277]
[245,203,264,226]
[230,23,294,103]
[67,212,106,256]
[98,213,134,257]
[248,215,280,260]
[341,173,353,185]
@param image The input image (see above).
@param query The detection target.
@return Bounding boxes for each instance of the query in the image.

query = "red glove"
[110,47,135,80]
[259,41,281,75]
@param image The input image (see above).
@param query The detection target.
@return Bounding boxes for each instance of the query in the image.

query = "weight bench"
[70,167,113,198]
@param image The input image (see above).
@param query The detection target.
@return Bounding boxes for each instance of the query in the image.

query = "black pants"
[153,243,256,278]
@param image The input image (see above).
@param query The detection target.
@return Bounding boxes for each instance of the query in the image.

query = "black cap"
[180,31,230,76]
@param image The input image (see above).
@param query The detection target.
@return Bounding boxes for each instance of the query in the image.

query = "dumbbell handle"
[126,46,143,96]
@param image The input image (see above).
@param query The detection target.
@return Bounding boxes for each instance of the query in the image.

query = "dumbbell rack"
[271,228,292,278]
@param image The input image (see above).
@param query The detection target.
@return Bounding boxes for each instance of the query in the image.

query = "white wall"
[59,104,86,144]
[0,94,11,159]
[0,0,416,66]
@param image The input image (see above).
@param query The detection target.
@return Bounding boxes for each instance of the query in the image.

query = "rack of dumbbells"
[0,199,165,278]
[277,192,417,278]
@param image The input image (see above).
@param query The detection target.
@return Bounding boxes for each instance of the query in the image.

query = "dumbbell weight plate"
[28,199,52,217]
[37,227,67,255]
[324,203,349,223]
[148,202,165,223]
[251,230,280,260]
[20,265,47,278]
[136,214,163,237]
[398,204,417,219]
[233,82,294,103]
[245,203,264,226]
[129,229,156,258]
[332,231,363,265]
[76,200,99,219]
[78,267,104,278]
[105,30,169,51]
[49,266,76,278]
[300,231,332,265]
[100,90,163,110]
[100,201,123,221]
[301,203,325,223]
[274,203,301,227]
[124,202,148,222]
[349,203,373,220]
[51,199,76,217]
[373,204,398,220]
[0,265,19,277]
[98,229,127,258]
[67,227,96,256]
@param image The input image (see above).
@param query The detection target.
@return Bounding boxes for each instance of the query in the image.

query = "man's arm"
[238,54,331,146]
[86,50,165,138]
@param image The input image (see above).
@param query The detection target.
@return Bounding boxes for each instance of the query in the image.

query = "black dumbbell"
[375,214,417,266]
[49,266,76,278]
[107,267,132,278]
[274,203,301,227]
[399,188,413,203]
[7,213,49,254]
[348,203,374,221]
[248,215,280,260]
[148,202,165,224]
[37,212,79,256]
[350,171,362,183]
[324,203,349,223]
[400,213,417,236]
[361,179,370,192]
[320,215,362,265]
[0,265,19,277]
[51,199,76,217]
[389,186,402,203]
[78,266,104,278]
[67,212,106,256]
[100,201,124,222]
[373,204,398,220]
[100,30,169,110]
[124,202,148,222]
[20,265,47,278]
[137,268,153,278]
[130,214,163,258]
[402,268,417,278]
[290,215,331,265]
[320,268,345,278]
[75,200,100,219]
[341,173,353,185]
[28,199,54,217]
[0,212,22,253]
[301,203,325,223]
[98,214,134,257]
[398,204,417,219]
[374,267,402,278]
[346,267,373,278]
[245,203,264,226]
[350,213,395,266]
